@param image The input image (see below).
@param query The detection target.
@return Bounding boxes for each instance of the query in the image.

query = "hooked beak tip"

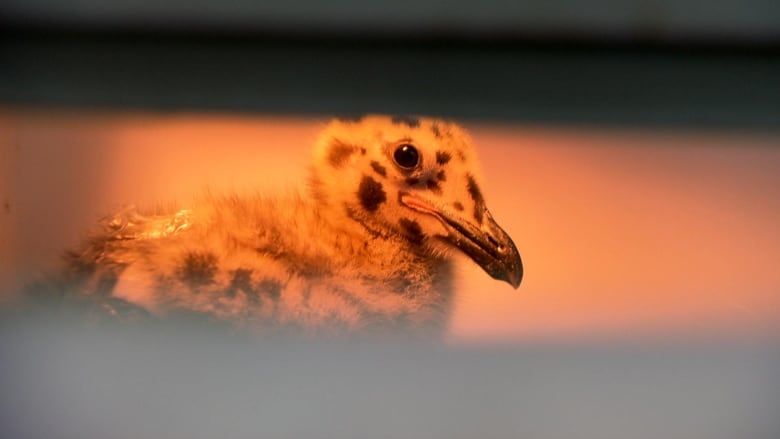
[494,249,522,289]
[507,267,523,289]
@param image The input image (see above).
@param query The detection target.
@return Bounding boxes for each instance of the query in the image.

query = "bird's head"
[310,115,522,288]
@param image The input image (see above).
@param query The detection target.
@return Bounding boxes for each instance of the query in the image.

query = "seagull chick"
[56,115,522,336]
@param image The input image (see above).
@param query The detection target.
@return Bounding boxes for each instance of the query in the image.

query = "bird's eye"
[393,144,419,169]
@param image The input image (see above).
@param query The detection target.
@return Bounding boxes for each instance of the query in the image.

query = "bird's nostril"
[487,234,500,248]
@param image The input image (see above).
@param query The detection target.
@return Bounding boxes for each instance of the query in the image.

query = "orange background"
[2,109,779,343]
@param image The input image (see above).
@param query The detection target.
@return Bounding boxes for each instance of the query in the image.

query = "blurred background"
[1,2,779,439]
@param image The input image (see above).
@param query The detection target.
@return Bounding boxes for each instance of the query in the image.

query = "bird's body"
[51,116,522,337]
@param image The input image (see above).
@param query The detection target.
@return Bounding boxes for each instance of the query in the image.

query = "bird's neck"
[310,197,435,274]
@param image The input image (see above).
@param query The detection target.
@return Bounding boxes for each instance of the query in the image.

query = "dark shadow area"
[1,28,778,130]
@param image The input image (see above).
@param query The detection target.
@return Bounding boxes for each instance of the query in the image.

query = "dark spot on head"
[457,150,466,161]
[426,179,442,194]
[431,122,442,138]
[178,252,218,287]
[370,160,387,177]
[474,205,484,223]
[453,201,464,211]
[358,175,386,212]
[327,140,356,168]
[436,151,451,165]
[258,279,282,301]
[466,174,485,223]
[399,218,425,245]
[466,174,484,205]
[405,176,420,186]
[3,199,9,214]
[437,170,446,181]
[360,147,366,155]
[337,115,364,123]
[391,115,420,128]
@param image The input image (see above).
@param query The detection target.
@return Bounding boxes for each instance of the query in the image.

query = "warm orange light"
[450,125,780,343]
[2,108,779,343]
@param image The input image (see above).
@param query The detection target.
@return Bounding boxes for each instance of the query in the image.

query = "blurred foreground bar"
[1,318,779,439]
[1,29,778,129]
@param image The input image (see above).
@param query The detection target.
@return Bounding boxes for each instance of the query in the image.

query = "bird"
[39,115,522,338]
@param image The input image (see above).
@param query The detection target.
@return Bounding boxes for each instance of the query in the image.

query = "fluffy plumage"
[48,115,522,337]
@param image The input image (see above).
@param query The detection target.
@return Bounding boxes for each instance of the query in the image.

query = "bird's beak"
[399,193,523,288]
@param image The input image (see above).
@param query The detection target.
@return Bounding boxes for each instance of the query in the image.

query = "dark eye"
[393,144,419,169]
